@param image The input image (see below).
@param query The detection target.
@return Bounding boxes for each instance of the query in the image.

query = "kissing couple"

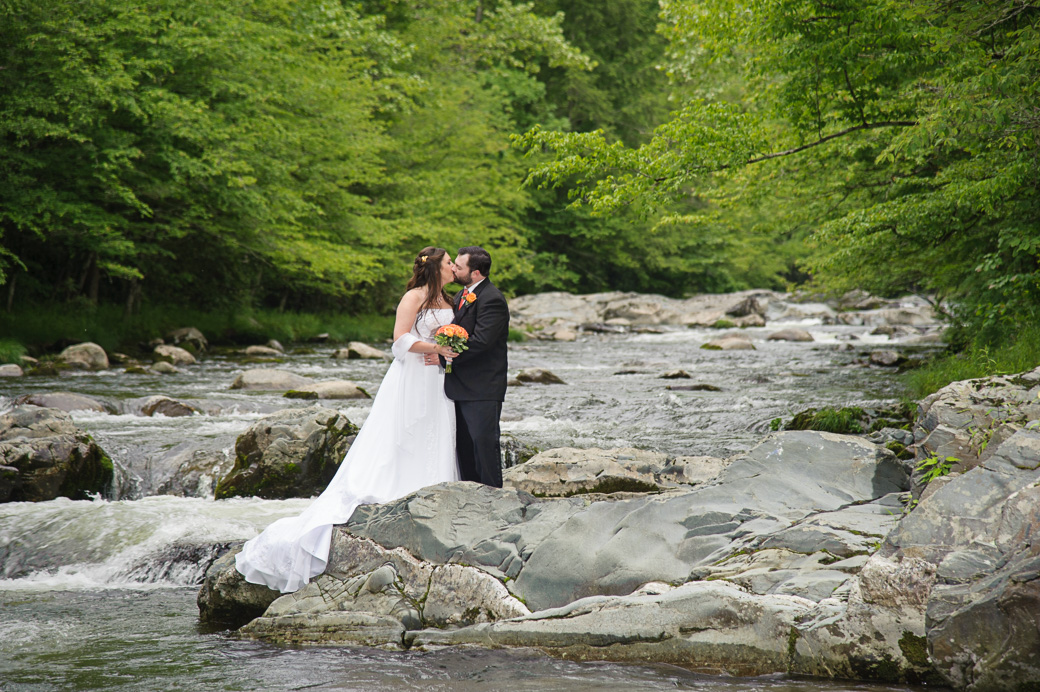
[236,246,510,593]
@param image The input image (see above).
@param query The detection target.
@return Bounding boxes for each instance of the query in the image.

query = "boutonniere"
[464,292,477,305]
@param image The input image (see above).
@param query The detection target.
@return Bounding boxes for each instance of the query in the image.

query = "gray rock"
[862,424,1040,690]
[767,329,814,342]
[413,581,812,677]
[726,295,767,318]
[57,342,109,370]
[155,447,233,498]
[500,433,539,469]
[910,366,1040,496]
[266,339,285,353]
[150,361,179,375]
[166,327,208,352]
[154,344,196,365]
[659,369,691,379]
[515,368,565,385]
[0,465,18,502]
[731,313,766,327]
[508,290,785,333]
[0,364,23,377]
[926,479,1040,691]
[550,329,578,342]
[285,380,369,400]
[504,447,720,497]
[838,290,888,311]
[344,432,907,612]
[14,392,114,413]
[245,345,282,357]
[197,549,280,628]
[0,406,113,502]
[332,342,389,360]
[869,350,905,367]
[139,396,201,418]
[667,383,723,392]
[701,336,756,351]
[230,369,311,391]
[237,533,529,647]
[214,406,357,500]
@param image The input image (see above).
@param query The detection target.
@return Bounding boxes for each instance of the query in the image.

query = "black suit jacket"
[444,279,509,402]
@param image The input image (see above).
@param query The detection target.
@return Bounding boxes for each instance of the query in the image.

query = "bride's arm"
[391,290,457,359]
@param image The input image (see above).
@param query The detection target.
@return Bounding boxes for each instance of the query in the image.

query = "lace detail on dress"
[414,308,453,342]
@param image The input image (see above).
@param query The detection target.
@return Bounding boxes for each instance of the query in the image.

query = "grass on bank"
[903,323,1040,399]
[0,302,396,358]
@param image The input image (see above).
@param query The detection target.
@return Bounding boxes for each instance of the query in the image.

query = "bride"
[235,247,461,593]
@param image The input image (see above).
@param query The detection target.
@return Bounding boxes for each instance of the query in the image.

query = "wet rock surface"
[0,405,113,502]
[197,367,1040,688]
[214,407,358,500]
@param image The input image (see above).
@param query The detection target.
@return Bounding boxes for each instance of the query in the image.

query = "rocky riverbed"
[7,289,1033,691]
[196,367,1040,691]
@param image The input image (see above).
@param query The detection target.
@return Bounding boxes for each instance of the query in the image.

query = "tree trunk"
[5,274,16,312]
[124,278,141,320]
[475,0,483,23]
[87,257,100,304]
[76,252,96,296]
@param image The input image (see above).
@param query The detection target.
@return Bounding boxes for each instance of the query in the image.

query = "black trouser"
[455,400,502,488]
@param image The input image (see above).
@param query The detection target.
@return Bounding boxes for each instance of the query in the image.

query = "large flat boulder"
[237,533,528,646]
[14,392,115,413]
[344,432,907,611]
[504,447,725,497]
[413,581,811,676]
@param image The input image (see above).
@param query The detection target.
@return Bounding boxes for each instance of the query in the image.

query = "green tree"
[515,0,1040,339]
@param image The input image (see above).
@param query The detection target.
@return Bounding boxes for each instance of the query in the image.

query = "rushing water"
[0,319,947,691]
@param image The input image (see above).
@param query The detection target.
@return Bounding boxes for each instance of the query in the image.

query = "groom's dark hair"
[458,246,492,277]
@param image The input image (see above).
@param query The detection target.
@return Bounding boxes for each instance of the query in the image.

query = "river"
[0,317,947,691]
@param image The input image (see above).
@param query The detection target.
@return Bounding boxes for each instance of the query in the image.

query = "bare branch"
[745,121,917,164]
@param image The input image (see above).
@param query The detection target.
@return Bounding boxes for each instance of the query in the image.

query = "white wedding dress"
[235,309,459,593]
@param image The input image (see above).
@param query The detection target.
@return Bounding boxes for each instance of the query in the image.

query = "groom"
[429,246,509,488]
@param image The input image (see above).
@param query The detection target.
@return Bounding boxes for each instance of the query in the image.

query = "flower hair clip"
[420,255,428,264]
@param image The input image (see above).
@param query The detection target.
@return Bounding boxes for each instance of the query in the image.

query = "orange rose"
[464,292,477,304]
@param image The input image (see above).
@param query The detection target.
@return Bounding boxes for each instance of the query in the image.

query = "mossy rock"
[786,407,867,434]
[124,366,150,375]
[562,477,661,497]
[28,363,62,376]
[711,319,737,329]
[783,404,914,436]
[885,441,915,460]
[214,409,358,500]
[700,343,723,351]
[283,390,319,400]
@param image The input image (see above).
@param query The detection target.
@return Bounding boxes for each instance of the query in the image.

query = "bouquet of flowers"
[434,324,469,373]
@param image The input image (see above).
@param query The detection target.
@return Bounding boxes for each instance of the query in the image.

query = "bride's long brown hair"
[406,247,452,317]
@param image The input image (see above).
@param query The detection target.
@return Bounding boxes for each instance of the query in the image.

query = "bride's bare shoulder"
[399,288,424,304]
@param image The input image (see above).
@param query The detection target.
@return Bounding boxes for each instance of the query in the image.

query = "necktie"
[458,288,468,308]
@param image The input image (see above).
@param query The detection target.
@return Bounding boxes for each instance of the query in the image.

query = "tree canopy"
[516,0,1040,342]
[2,0,1036,346]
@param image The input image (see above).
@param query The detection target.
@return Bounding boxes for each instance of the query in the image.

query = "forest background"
[1,0,1038,389]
